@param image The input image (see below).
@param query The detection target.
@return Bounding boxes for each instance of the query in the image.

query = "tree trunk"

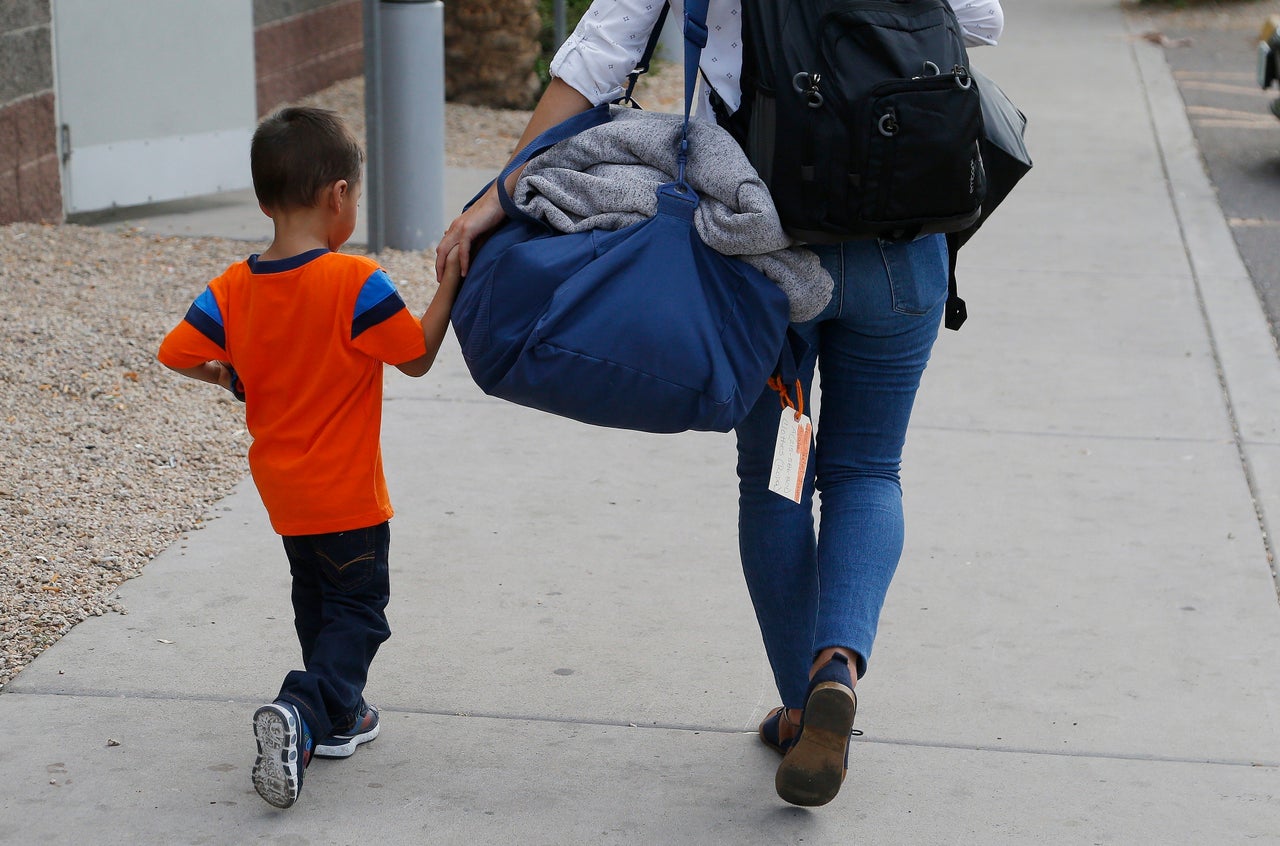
[444,0,542,110]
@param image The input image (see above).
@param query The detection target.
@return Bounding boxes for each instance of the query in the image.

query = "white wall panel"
[53,0,255,212]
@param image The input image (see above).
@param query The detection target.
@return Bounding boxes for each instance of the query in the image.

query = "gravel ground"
[0,61,686,691]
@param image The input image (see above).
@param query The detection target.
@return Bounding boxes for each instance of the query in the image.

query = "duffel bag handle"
[492,105,614,225]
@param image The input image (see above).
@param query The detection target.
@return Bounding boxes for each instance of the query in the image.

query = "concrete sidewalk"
[5,0,1280,842]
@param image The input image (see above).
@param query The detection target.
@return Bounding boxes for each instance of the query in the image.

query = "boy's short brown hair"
[251,107,363,211]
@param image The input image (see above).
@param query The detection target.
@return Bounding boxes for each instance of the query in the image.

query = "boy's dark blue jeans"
[276,521,391,742]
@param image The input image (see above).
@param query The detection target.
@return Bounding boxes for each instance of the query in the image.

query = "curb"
[1127,19,1280,595]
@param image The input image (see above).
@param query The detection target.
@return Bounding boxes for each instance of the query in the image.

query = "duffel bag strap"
[492,105,614,223]
[676,0,710,187]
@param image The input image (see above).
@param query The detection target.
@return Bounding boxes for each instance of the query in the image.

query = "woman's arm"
[950,0,1004,47]
[433,0,669,282]
[434,78,591,282]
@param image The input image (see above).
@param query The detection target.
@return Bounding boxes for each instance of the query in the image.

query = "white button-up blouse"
[550,0,1005,119]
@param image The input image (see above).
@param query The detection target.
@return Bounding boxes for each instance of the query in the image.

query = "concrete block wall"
[0,0,364,225]
[254,0,364,116]
[0,0,61,225]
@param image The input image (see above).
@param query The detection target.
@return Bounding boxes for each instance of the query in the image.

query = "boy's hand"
[222,363,246,402]
[436,243,464,298]
[163,360,245,401]
[395,248,466,378]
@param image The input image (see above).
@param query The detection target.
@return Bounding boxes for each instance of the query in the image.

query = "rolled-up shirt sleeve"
[550,0,669,105]
[951,0,1004,47]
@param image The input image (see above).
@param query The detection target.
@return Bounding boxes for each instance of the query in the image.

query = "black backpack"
[716,0,987,245]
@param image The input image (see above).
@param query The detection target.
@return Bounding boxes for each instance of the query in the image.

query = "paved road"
[1153,9,1280,344]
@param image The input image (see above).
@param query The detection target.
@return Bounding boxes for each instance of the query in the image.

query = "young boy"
[157,107,462,809]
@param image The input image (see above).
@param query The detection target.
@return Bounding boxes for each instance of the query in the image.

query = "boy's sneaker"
[252,701,312,809]
[314,701,380,758]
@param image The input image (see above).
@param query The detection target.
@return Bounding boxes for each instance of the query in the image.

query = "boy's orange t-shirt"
[158,249,427,536]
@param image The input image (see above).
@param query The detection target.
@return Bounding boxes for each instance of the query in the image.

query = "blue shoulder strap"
[493,105,614,222]
[676,0,710,186]
[618,1,673,107]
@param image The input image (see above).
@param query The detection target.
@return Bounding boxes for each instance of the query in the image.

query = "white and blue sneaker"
[252,701,312,809]
[313,701,380,759]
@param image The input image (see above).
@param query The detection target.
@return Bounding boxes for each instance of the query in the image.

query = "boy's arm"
[396,247,464,378]
[163,360,246,400]
[157,283,246,400]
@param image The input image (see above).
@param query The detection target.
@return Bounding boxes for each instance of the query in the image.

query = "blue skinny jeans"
[734,234,948,709]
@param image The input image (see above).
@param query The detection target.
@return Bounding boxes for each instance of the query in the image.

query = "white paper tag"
[768,407,813,503]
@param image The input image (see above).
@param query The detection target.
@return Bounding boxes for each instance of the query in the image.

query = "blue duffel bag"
[449,0,791,434]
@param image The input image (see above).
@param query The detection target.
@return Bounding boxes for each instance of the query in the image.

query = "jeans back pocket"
[310,525,388,593]
[880,233,949,316]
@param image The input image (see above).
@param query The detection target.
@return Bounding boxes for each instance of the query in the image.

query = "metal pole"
[554,0,566,47]
[361,0,384,252]
[378,0,446,250]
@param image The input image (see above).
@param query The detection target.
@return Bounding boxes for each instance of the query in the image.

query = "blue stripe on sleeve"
[352,269,407,339]
[352,293,407,340]
[354,270,397,318]
[183,287,226,349]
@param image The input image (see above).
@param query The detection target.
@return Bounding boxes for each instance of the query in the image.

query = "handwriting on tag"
[768,408,812,503]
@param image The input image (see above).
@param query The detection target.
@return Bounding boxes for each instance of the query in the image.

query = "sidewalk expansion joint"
[852,734,1279,771]
[915,424,1236,445]
[8,686,1277,770]
[385,394,496,406]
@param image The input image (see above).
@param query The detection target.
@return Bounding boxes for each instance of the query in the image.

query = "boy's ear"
[327,179,349,212]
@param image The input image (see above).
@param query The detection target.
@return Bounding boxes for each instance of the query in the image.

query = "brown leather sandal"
[775,653,859,807]
[758,706,800,756]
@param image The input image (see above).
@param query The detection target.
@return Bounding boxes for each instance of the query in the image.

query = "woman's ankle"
[810,647,859,687]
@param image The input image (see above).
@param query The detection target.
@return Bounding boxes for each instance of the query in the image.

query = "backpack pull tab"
[952,66,972,89]
[878,111,899,137]
[920,60,940,77]
[792,72,824,108]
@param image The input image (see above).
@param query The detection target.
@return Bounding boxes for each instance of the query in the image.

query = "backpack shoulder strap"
[617,1,672,107]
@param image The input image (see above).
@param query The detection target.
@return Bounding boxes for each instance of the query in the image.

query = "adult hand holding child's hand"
[435,185,505,282]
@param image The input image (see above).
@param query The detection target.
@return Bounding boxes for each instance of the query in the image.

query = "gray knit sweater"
[514,106,833,322]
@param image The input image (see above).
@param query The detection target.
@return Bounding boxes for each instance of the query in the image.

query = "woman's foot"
[774,652,858,807]
[758,706,803,756]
